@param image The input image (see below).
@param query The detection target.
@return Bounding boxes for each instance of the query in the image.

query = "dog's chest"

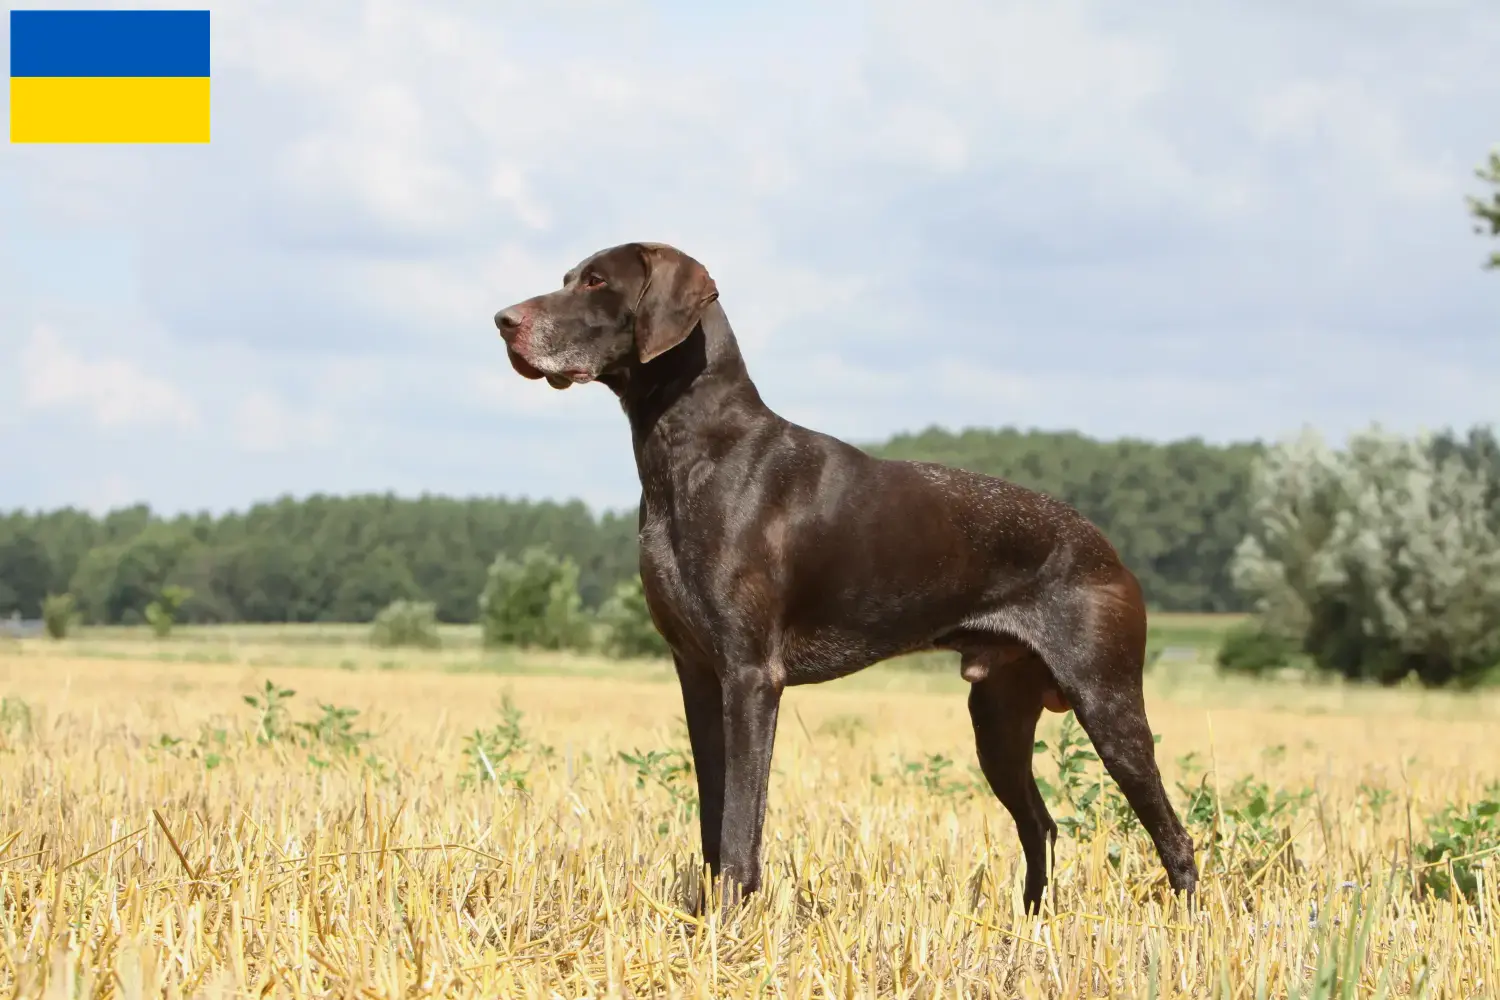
[636,517,714,660]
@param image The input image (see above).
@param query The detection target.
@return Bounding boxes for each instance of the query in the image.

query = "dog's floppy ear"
[631,243,719,364]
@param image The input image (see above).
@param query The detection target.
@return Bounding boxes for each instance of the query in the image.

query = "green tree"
[162,546,236,624]
[329,545,420,622]
[65,543,127,624]
[599,575,670,659]
[144,585,193,638]
[1232,426,1500,687]
[1429,426,1500,522]
[8,508,103,604]
[67,523,197,624]
[479,547,591,651]
[211,539,316,622]
[0,532,51,618]
[1468,146,1500,269]
[1225,428,1342,644]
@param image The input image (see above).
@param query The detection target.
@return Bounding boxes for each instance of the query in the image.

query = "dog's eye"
[582,274,606,290]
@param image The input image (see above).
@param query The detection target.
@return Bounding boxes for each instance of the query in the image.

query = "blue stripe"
[10,10,210,78]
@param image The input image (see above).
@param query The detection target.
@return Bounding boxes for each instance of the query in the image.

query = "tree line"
[4,422,1500,688]
[0,494,637,626]
[1,428,1262,625]
[2,419,1500,689]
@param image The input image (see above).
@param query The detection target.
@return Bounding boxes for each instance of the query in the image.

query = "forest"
[1,426,1262,623]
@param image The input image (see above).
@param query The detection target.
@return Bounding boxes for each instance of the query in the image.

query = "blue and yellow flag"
[10,9,210,143]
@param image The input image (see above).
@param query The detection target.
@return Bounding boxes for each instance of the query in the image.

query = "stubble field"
[0,624,1497,998]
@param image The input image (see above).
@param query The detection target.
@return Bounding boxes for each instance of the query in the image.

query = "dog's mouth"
[506,347,591,391]
[507,347,546,381]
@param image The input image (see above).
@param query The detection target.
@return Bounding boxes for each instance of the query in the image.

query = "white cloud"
[232,390,337,455]
[19,326,198,431]
[854,0,1200,204]
[488,168,551,232]
[1251,79,1455,201]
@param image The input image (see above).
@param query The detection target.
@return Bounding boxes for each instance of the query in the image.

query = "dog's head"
[493,242,718,390]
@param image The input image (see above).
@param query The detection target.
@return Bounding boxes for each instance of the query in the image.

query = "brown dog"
[494,243,1197,913]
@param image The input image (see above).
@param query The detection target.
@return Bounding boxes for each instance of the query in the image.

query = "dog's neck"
[612,301,775,514]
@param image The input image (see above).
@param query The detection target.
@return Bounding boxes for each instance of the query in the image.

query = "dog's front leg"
[673,657,725,880]
[715,668,783,911]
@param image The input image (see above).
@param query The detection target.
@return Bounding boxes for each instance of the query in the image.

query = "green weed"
[461,693,551,791]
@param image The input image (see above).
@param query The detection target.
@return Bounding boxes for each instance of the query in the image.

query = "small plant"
[198,724,230,770]
[370,599,442,650]
[1416,785,1500,903]
[244,680,297,745]
[157,681,381,773]
[1034,715,1140,844]
[297,702,379,770]
[144,585,192,638]
[1176,773,1220,833]
[148,733,185,757]
[1223,776,1310,854]
[598,576,669,659]
[248,680,381,769]
[1358,781,1393,819]
[145,719,231,769]
[1175,768,1313,873]
[41,593,78,640]
[619,746,698,833]
[462,693,550,790]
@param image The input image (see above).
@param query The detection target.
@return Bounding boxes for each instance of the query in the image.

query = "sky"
[2,0,1497,517]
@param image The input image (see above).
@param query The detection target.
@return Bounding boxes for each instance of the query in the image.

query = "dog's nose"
[495,307,522,340]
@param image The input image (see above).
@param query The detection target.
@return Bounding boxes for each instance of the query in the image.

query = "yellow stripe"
[10,76,210,144]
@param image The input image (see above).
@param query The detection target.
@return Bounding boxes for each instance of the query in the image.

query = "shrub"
[478,546,590,651]
[1216,620,1297,676]
[144,585,192,638]
[598,576,669,659]
[41,593,78,639]
[1231,426,1500,687]
[369,599,442,649]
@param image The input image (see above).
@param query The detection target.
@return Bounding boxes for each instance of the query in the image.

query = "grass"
[1,623,1497,997]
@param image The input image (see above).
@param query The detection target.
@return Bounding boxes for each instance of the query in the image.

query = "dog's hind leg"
[1034,582,1199,900]
[967,649,1058,914]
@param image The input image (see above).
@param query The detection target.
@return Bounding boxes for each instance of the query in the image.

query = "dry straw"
[0,640,1496,997]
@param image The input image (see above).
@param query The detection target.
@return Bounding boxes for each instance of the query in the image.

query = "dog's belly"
[777,628,923,686]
